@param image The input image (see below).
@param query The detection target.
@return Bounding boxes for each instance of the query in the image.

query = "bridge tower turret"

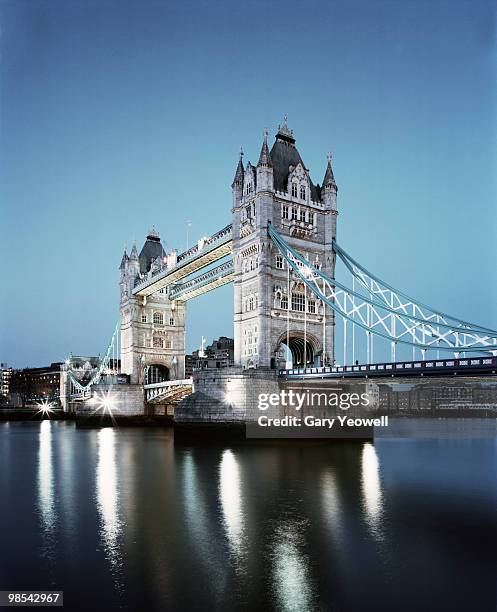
[231,147,244,209]
[119,228,186,384]
[232,118,337,369]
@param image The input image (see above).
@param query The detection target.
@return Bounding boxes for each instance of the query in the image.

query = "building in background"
[9,363,63,407]
[0,364,13,403]
[185,336,234,376]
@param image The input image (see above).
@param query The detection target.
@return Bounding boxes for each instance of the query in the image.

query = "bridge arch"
[146,364,170,385]
[274,331,321,369]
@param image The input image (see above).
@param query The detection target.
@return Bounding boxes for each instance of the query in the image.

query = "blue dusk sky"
[1,0,496,367]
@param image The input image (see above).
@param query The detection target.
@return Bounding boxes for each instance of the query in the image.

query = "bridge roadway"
[133,224,233,298]
[279,356,497,380]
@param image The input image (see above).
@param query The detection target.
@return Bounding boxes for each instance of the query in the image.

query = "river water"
[0,420,496,611]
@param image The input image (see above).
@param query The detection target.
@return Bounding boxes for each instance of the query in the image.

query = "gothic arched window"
[292,293,305,312]
[153,312,164,325]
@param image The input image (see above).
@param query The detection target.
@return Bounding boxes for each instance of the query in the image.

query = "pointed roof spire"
[257,128,272,167]
[119,246,129,269]
[323,151,336,187]
[147,225,160,242]
[231,146,245,187]
[129,240,139,261]
[276,114,295,144]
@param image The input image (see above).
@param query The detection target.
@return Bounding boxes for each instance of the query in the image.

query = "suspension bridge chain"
[66,319,121,392]
[268,225,497,358]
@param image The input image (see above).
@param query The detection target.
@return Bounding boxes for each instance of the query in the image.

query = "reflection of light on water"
[361,442,384,537]
[219,450,244,556]
[182,451,225,595]
[38,420,55,531]
[96,428,122,570]
[273,522,313,612]
[58,425,76,543]
[321,471,344,547]
[183,452,208,540]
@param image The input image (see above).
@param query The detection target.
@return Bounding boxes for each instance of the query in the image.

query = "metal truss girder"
[169,260,234,301]
[133,225,233,297]
[68,319,120,394]
[333,239,495,333]
[268,224,497,355]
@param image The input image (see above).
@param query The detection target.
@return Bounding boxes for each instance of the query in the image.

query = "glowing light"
[224,390,235,406]
[36,399,54,418]
[93,389,118,416]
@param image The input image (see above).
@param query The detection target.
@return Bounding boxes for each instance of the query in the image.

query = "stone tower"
[232,118,337,369]
[119,228,186,383]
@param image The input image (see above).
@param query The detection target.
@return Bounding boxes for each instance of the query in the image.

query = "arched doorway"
[146,364,170,384]
[276,333,320,368]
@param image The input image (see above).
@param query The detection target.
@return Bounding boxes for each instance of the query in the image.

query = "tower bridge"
[63,118,497,413]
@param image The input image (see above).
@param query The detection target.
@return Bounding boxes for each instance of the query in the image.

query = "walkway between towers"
[133,224,233,300]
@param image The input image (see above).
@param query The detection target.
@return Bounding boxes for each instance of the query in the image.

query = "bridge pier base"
[174,368,377,440]
[72,382,145,419]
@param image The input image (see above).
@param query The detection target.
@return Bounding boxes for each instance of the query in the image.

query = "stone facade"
[232,119,338,369]
[74,382,145,416]
[119,228,186,384]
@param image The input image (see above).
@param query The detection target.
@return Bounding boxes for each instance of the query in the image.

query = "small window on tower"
[300,185,306,200]
[282,205,289,219]
[291,183,298,198]
[276,255,284,269]
[291,208,298,221]
[308,300,316,314]
[141,314,147,323]
[169,318,175,326]
[281,296,288,310]
[299,209,306,222]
